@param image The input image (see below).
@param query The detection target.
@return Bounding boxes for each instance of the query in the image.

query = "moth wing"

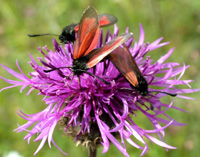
[73,6,100,59]
[86,33,133,68]
[98,14,118,27]
[74,25,79,32]
[108,44,143,87]
[74,13,118,32]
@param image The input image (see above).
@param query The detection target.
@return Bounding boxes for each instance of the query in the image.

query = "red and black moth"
[108,45,148,96]
[108,44,177,110]
[45,6,133,86]
[28,9,117,44]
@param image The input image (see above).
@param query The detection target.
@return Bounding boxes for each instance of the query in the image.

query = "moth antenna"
[79,70,110,84]
[118,88,154,110]
[150,91,177,97]
[44,66,73,73]
[28,33,59,37]
[148,96,154,110]
[78,76,81,89]
[119,87,134,91]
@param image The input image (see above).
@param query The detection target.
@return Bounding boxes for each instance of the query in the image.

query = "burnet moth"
[28,10,117,44]
[108,44,177,110]
[44,6,133,86]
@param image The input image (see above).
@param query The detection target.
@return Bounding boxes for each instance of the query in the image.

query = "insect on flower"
[28,10,118,43]
[44,6,133,86]
[1,22,199,157]
[108,44,177,110]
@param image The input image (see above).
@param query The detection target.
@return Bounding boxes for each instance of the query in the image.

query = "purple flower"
[0,24,199,157]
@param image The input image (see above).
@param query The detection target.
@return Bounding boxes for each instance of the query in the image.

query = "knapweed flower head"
[0,24,199,157]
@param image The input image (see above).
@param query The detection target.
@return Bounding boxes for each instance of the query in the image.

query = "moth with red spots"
[28,10,118,44]
[108,44,177,110]
[45,6,133,86]
[108,45,148,96]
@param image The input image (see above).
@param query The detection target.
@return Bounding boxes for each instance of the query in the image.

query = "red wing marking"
[86,33,133,68]
[73,6,100,59]
[108,45,144,87]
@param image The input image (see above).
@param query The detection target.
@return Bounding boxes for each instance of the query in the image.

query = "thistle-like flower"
[0,24,199,157]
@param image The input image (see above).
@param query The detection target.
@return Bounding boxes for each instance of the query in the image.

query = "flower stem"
[89,146,97,157]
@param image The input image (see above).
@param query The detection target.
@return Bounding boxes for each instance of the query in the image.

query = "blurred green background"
[0,0,200,157]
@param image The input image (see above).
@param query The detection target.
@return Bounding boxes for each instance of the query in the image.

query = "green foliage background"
[0,0,200,157]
